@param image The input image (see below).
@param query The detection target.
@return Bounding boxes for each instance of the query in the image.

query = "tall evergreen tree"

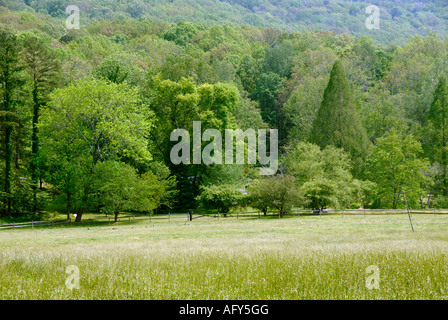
[310,60,369,175]
[424,75,448,195]
[0,28,24,216]
[21,32,61,214]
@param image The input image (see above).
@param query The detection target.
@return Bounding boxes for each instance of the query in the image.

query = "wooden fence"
[1,208,447,230]
[212,208,448,218]
[0,214,138,230]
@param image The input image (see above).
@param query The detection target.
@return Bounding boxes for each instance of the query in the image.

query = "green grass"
[0,214,447,299]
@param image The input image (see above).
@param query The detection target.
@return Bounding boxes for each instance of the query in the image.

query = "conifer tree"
[310,60,369,174]
[0,28,23,216]
[21,32,61,214]
[424,75,448,195]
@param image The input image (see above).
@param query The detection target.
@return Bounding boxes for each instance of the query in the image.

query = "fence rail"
[212,208,448,218]
[0,220,68,230]
[0,214,138,230]
[1,208,447,230]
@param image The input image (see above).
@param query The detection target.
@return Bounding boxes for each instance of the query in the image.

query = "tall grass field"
[1,214,447,299]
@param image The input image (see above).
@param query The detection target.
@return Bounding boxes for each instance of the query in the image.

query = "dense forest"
[1,0,448,44]
[1,1,448,220]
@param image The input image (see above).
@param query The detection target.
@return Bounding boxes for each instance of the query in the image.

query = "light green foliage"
[149,75,240,158]
[196,184,244,214]
[194,25,247,54]
[384,34,445,96]
[247,175,303,217]
[246,178,270,215]
[360,88,408,142]
[234,95,267,131]
[39,78,154,220]
[128,36,178,71]
[158,52,216,84]
[93,161,165,221]
[72,35,122,61]
[283,75,328,142]
[365,129,431,209]
[284,142,363,209]
[197,82,239,130]
[92,53,144,86]
[42,78,153,165]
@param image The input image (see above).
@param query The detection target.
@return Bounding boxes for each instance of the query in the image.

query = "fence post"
[13,222,15,230]
[32,221,34,229]
[434,208,436,217]
[297,209,300,218]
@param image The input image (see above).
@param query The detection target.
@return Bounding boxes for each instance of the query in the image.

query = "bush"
[196,184,245,214]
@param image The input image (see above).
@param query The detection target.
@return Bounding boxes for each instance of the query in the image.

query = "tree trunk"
[75,207,83,222]
[31,86,40,215]
[279,208,283,218]
[4,97,12,216]
[114,211,119,223]
[66,192,71,220]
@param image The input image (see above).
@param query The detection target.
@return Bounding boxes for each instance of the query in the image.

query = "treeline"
[1,10,448,220]
[1,0,448,44]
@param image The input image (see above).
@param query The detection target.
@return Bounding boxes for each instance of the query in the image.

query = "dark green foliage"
[20,31,61,214]
[0,3,447,216]
[310,60,369,175]
[424,75,448,195]
[0,27,24,216]
[254,72,282,127]
[162,21,204,46]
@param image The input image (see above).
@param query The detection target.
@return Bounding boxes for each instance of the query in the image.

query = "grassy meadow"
[1,213,448,300]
